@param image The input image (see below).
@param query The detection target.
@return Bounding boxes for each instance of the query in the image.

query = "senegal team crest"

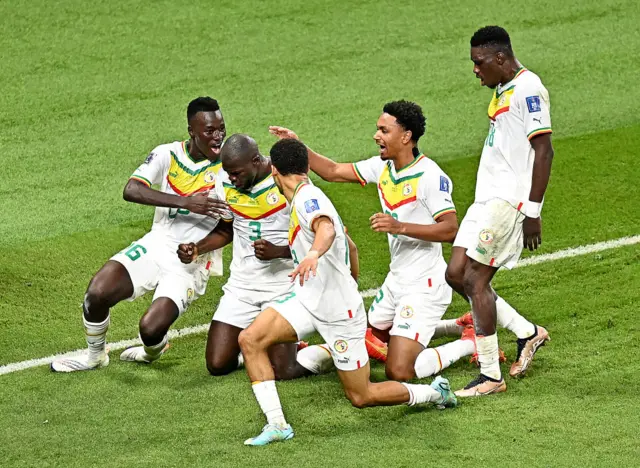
[334,340,348,353]
[400,305,414,319]
[402,182,413,196]
[479,229,494,244]
[187,288,194,301]
[266,192,280,205]
[204,171,216,184]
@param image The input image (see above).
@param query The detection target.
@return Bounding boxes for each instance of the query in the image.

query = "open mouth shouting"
[210,141,223,156]
[377,141,388,158]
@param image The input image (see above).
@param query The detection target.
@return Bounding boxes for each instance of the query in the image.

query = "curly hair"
[269,139,308,176]
[382,100,426,143]
[470,26,513,56]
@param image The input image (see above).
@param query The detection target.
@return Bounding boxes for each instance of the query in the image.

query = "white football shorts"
[213,282,295,330]
[274,292,369,372]
[454,198,526,269]
[110,231,217,314]
[368,274,451,347]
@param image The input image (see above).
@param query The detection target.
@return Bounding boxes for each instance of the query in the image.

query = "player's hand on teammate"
[268,126,299,141]
[253,239,288,261]
[182,192,229,218]
[523,216,542,251]
[177,243,199,264]
[289,250,319,286]
[370,213,403,235]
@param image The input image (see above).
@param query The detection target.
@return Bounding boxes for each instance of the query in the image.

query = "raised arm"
[269,126,359,183]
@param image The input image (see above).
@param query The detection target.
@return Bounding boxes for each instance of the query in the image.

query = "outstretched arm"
[269,126,360,183]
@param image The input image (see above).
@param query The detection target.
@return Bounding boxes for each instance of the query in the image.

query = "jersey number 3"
[249,221,262,241]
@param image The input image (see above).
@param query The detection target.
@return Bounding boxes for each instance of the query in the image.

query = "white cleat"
[51,353,109,373]
[119,344,168,363]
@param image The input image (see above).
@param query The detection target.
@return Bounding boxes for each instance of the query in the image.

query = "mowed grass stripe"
[3,120,640,249]
[1,245,638,467]
[2,0,640,248]
[2,234,638,375]
[1,124,639,364]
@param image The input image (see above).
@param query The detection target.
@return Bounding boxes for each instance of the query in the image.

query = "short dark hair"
[187,96,220,121]
[470,26,513,56]
[270,139,308,176]
[382,100,426,142]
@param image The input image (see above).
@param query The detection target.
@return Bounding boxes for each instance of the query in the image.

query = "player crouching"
[51,97,227,372]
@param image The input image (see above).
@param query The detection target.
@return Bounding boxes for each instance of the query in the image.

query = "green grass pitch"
[1,0,639,466]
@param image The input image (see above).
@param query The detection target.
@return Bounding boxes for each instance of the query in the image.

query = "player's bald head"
[220,133,259,164]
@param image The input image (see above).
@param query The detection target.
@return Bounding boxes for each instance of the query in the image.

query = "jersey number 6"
[124,243,148,261]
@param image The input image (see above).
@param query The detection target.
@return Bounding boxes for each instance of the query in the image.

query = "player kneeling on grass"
[239,139,457,447]
[177,134,338,380]
[270,101,480,383]
[51,97,227,372]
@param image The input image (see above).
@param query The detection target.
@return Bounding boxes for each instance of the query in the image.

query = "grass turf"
[1,0,640,466]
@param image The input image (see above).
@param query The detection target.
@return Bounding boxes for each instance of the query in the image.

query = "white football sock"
[296,344,334,374]
[432,319,464,338]
[414,339,475,378]
[496,296,535,339]
[252,380,287,426]
[237,353,244,369]
[475,333,502,380]
[401,382,442,406]
[143,334,167,360]
[83,315,109,363]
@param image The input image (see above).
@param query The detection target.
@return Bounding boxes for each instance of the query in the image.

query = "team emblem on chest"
[488,87,514,120]
[225,182,287,220]
[166,151,220,196]
[204,171,216,184]
[402,182,413,196]
[267,192,280,205]
[378,163,423,211]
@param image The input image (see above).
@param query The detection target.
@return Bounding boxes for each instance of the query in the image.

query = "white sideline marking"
[359,234,640,298]
[2,235,638,376]
[512,235,640,268]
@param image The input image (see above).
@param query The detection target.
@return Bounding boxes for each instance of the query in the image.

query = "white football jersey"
[352,154,455,291]
[214,170,293,293]
[475,67,553,208]
[130,140,223,274]
[288,182,361,315]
